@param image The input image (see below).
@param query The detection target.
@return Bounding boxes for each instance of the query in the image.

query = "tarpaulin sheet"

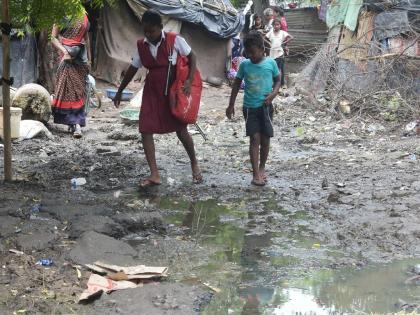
[326,0,363,31]
[0,34,37,88]
[374,10,410,40]
[135,0,244,38]
[93,0,181,85]
[93,0,230,85]
[364,0,420,12]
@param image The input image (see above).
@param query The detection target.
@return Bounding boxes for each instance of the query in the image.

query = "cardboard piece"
[80,261,168,302]
[86,261,168,280]
[79,274,142,302]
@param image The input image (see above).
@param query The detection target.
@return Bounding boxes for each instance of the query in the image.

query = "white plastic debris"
[19,120,53,140]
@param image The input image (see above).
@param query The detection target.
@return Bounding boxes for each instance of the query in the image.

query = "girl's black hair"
[273,7,284,16]
[243,31,264,50]
[142,9,162,26]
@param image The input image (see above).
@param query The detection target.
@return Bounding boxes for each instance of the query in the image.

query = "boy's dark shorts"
[243,104,274,137]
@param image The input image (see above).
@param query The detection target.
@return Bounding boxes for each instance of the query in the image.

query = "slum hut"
[92,0,245,85]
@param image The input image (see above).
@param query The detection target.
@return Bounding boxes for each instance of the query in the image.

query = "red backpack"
[165,32,202,124]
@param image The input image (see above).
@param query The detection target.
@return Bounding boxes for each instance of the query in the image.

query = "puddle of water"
[139,196,420,314]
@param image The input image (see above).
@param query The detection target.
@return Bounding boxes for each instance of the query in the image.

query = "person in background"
[232,34,243,59]
[51,13,91,138]
[263,8,274,33]
[265,18,293,88]
[226,31,281,186]
[274,7,288,32]
[251,14,265,33]
[114,9,202,187]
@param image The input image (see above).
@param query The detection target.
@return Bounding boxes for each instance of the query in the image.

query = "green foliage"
[230,0,249,8]
[6,0,115,31]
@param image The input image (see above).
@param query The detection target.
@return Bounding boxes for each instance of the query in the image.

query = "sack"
[166,32,202,124]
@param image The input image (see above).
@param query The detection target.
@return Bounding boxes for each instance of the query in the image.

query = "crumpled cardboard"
[79,261,168,303]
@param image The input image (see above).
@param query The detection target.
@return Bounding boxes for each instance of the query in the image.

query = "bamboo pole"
[2,0,12,181]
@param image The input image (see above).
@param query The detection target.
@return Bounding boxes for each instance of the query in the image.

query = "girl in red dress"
[114,9,202,187]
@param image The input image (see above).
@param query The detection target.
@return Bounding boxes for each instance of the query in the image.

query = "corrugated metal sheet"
[285,7,328,55]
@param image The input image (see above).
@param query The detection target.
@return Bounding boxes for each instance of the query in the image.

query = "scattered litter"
[312,243,321,248]
[71,177,87,188]
[74,266,82,279]
[85,261,168,280]
[79,261,167,302]
[167,177,175,186]
[113,190,121,198]
[409,154,417,161]
[19,120,53,140]
[405,120,418,133]
[9,249,24,255]
[202,282,221,293]
[279,95,298,106]
[79,273,142,302]
[367,124,385,134]
[339,100,351,114]
[29,204,42,219]
[36,259,53,267]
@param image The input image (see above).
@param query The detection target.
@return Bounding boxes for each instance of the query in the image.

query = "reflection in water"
[151,196,420,314]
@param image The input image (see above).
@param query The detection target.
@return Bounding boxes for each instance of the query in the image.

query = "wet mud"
[1,83,420,314]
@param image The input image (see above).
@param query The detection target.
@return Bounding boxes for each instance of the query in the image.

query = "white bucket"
[0,107,22,139]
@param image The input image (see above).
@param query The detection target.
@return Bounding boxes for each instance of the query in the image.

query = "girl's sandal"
[73,130,83,139]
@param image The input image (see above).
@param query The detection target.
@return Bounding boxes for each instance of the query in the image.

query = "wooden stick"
[2,0,12,181]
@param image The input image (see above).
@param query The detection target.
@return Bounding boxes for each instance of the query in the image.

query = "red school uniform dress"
[134,31,190,134]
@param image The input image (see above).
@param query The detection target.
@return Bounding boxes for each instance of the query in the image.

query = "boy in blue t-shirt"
[226,31,281,186]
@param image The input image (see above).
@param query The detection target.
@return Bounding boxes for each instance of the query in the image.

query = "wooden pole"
[2,0,12,181]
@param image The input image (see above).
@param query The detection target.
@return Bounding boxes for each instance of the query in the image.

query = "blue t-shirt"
[236,58,280,108]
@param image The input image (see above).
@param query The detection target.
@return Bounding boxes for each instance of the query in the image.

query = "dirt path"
[0,83,420,314]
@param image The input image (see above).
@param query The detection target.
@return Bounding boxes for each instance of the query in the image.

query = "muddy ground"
[0,80,420,315]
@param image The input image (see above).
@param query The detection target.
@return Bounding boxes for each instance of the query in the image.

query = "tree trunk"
[253,0,270,16]
[2,0,12,181]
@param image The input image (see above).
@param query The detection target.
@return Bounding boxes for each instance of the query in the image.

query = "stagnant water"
[129,195,420,314]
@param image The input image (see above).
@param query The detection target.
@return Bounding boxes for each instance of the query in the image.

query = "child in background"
[226,31,281,186]
[251,14,265,33]
[273,7,288,32]
[265,18,293,88]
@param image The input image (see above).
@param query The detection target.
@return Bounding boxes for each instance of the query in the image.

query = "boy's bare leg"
[176,127,203,183]
[250,133,264,186]
[259,135,270,182]
[141,133,161,185]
